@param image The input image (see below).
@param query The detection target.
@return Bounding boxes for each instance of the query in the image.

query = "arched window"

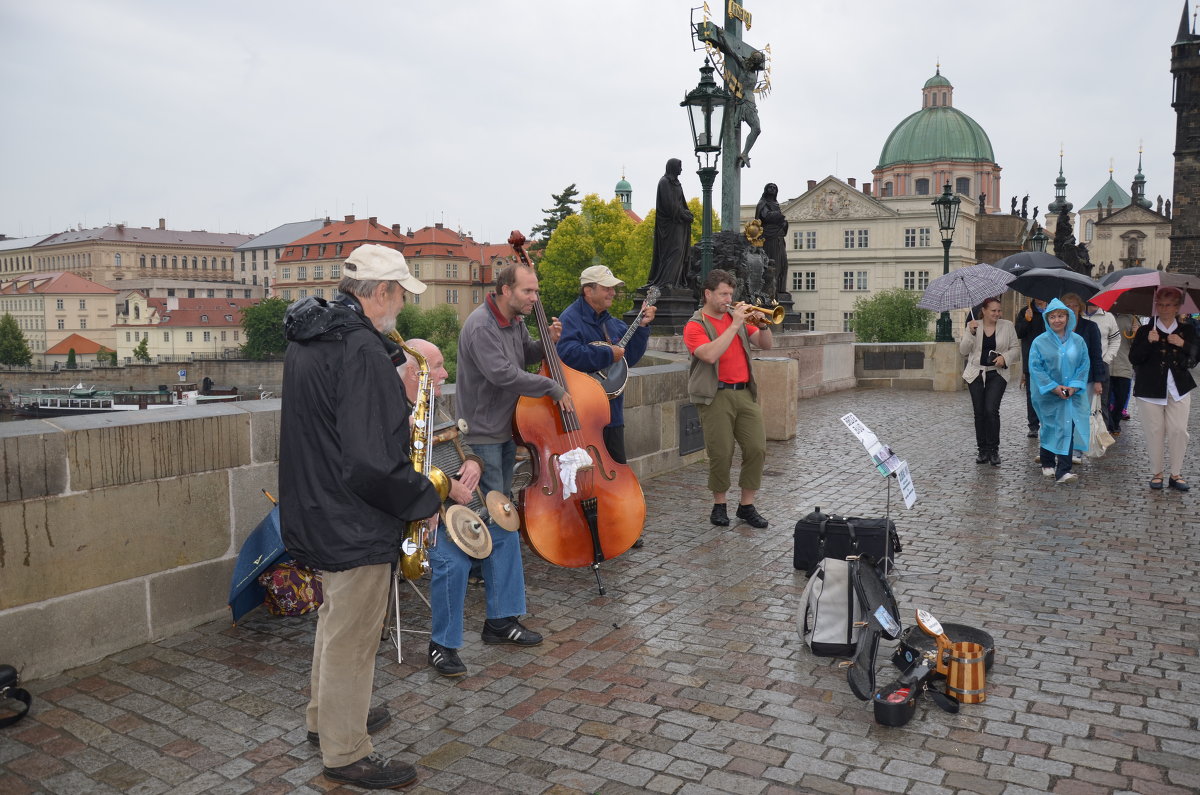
[192,257,198,269]
[202,257,208,270]
[140,255,146,267]
[915,178,930,195]
[1085,220,1095,242]
[114,253,122,266]
[172,256,178,268]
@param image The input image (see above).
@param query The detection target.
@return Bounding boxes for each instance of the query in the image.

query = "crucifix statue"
[693,1,771,229]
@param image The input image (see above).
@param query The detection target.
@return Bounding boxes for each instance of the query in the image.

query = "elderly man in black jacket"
[279,244,441,790]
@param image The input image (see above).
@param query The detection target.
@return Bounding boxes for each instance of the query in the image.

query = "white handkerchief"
[557,447,591,499]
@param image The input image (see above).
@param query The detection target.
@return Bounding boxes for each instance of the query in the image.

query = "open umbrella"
[917,263,1015,313]
[1009,267,1102,302]
[1089,271,1200,315]
[228,504,291,624]
[991,251,1070,275]
[1098,266,1157,287]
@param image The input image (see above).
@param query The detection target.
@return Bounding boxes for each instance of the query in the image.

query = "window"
[472,289,481,304]
[115,253,122,267]
[843,271,855,290]
[58,319,65,329]
[192,257,198,269]
[221,331,227,341]
[858,229,869,248]
[919,228,931,247]
[843,312,855,332]
[299,289,308,298]
[79,318,86,329]
[303,246,310,257]
[844,230,855,249]
[844,229,868,248]
[202,257,208,270]
[805,231,816,249]
[1085,220,1095,242]
[411,263,421,278]
[139,255,146,267]
[163,332,170,341]
[282,289,293,300]
[844,271,867,290]
[904,228,917,248]
[56,299,64,310]
[882,182,893,197]
[411,293,420,305]
[203,331,211,342]
[226,289,233,298]
[793,231,802,249]
[297,266,307,280]
[281,268,292,280]
[792,271,816,291]
[200,314,208,322]
[126,331,131,342]
[856,271,868,290]
[206,290,214,298]
[903,270,930,291]
[915,178,930,195]
[313,265,324,280]
[186,332,193,342]
[167,288,175,297]
[446,263,459,279]
[233,331,239,341]
[151,256,158,268]
[801,311,816,331]
[319,245,327,258]
[446,289,459,304]
[956,177,970,196]
[331,265,341,279]
[172,256,178,268]
[315,289,325,298]
[336,243,343,257]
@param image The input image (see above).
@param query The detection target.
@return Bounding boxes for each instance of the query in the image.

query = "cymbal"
[444,504,492,559]
[485,490,520,532]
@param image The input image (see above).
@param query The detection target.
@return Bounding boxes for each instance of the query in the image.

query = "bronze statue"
[1011,196,1018,215]
[731,50,766,169]
[1020,194,1029,219]
[646,158,695,289]
[754,183,789,295]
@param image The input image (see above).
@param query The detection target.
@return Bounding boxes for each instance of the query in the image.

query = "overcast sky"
[0,0,1186,244]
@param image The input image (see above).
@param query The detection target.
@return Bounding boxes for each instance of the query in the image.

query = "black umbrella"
[1098,266,1157,286]
[1009,267,1103,302]
[991,251,1070,275]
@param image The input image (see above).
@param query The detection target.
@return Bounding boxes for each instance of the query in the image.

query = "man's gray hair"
[338,275,399,301]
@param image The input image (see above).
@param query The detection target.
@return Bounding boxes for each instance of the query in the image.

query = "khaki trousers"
[305,563,390,768]
[697,388,766,493]
[1139,394,1192,477]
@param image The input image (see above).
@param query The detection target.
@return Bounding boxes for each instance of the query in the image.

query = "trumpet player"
[279,244,439,790]
[683,269,774,529]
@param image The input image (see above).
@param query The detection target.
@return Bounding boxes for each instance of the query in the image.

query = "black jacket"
[1129,320,1199,399]
[278,296,441,572]
[1073,315,1107,383]
[1014,301,1045,376]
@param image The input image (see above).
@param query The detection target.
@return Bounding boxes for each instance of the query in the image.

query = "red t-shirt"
[683,312,757,383]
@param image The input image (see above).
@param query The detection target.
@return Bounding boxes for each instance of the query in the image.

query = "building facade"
[1079,158,1171,274]
[234,219,327,293]
[272,216,408,303]
[113,294,258,364]
[0,272,118,360]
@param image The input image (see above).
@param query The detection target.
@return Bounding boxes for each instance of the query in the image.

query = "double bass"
[509,231,645,593]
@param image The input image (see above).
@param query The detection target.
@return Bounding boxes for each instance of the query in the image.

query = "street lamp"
[931,182,961,342]
[1029,226,1049,253]
[682,60,729,280]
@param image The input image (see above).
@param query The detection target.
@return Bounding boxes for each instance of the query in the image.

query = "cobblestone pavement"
[2,388,1198,794]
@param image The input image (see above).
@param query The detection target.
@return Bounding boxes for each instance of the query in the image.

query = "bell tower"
[1170,1,1200,273]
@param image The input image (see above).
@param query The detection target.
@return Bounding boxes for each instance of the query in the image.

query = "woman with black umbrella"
[960,297,1020,465]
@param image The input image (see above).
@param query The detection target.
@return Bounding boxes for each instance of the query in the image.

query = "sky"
[0,0,1188,244]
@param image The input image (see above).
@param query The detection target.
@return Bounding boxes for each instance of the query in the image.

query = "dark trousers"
[1109,377,1132,431]
[1023,373,1039,431]
[1040,445,1073,479]
[602,424,627,465]
[968,371,1007,453]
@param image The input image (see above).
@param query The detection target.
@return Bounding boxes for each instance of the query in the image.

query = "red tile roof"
[139,297,257,328]
[45,334,112,355]
[277,218,409,263]
[0,272,118,295]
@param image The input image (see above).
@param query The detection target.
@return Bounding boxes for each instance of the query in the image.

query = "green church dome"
[923,72,952,89]
[877,106,995,168]
[615,177,632,193]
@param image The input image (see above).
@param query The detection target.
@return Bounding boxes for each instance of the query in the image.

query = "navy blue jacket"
[556,295,650,427]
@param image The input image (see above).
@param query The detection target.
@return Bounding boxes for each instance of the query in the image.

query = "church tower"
[1170,1,1200,273]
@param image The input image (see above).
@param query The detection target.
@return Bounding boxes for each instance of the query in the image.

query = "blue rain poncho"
[1029,298,1091,456]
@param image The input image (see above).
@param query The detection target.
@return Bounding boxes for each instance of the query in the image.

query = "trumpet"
[725,302,785,325]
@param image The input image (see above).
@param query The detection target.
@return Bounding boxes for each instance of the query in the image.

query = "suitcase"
[793,507,901,575]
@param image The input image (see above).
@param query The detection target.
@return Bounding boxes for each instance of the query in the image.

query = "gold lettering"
[727,0,752,29]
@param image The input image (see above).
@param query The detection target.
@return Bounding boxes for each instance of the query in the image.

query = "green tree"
[97,347,117,366]
[65,348,78,369]
[393,303,462,382]
[240,297,290,359]
[0,312,33,366]
[537,193,640,317]
[530,183,580,247]
[132,337,151,363]
[849,288,934,342]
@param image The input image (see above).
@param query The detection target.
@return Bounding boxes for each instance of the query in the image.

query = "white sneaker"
[1041,467,1055,477]
[1056,472,1078,485]
[1072,454,1083,465]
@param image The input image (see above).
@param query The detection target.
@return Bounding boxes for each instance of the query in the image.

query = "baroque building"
[1079,156,1171,274]
[0,271,118,361]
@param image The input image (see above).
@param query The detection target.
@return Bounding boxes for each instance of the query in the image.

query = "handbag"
[794,508,901,575]
[0,664,33,728]
[1087,393,1115,459]
[257,562,323,616]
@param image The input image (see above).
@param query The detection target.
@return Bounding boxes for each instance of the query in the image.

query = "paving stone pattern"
[2,389,1198,794]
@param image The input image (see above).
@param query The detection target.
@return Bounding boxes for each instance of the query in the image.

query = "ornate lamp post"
[932,182,961,342]
[682,61,729,279]
[1029,226,1049,253]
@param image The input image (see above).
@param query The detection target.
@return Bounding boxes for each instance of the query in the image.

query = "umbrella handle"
[262,489,278,505]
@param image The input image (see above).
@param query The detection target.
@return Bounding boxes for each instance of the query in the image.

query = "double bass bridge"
[542,447,614,496]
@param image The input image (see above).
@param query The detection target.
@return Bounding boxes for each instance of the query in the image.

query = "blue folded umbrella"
[228,505,291,624]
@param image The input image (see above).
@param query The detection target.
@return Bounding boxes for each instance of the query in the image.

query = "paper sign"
[895,460,917,508]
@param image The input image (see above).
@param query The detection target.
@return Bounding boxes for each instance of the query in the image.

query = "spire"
[1132,145,1152,208]
[1048,147,1073,214]
[1178,0,1195,43]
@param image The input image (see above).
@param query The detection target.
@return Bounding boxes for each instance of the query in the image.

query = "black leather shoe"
[735,504,769,528]
[989,451,1001,466]
[976,451,989,464]
[428,642,467,677]
[710,504,730,526]
[481,617,543,646]
[307,706,391,747]
[1027,429,1039,438]
[323,752,417,789]
[1169,476,1191,492]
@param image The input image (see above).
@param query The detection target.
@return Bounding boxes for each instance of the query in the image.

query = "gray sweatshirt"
[456,295,564,445]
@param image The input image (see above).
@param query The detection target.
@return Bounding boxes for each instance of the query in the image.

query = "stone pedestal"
[751,356,799,440]
[625,286,698,336]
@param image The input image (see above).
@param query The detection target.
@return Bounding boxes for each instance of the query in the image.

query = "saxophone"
[390,331,451,580]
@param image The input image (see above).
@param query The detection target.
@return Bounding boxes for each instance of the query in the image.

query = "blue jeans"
[428,440,526,649]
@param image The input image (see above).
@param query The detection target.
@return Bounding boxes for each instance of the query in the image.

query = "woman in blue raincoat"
[1029,298,1090,483]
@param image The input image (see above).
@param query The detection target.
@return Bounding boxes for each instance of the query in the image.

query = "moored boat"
[13,382,242,418]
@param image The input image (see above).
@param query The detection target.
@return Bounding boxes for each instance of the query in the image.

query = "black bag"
[0,664,32,728]
[794,507,901,575]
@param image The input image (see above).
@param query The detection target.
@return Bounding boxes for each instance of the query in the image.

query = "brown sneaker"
[323,751,417,789]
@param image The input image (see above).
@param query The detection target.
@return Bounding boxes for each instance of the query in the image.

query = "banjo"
[589,286,660,399]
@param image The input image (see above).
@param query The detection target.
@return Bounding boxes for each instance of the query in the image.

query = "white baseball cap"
[579,265,623,287]
[344,244,427,294]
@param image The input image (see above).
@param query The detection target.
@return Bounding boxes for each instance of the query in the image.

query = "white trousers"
[1138,394,1191,477]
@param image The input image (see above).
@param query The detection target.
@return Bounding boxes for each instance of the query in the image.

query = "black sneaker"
[428,642,467,677]
[735,504,768,528]
[306,706,391,747]
[631,536,644,548]
[323,751,417,789]
[710,504,730,526]
[481,617,543,646]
